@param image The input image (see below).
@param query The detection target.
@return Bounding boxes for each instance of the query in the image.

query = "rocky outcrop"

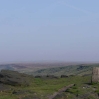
[61,75,68,78]
[0,70,30,86]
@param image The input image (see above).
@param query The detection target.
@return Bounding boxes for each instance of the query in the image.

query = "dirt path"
[48,84,74,99]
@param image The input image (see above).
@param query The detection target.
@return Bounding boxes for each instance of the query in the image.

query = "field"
[0,63,99,99]
[0,71,99,99]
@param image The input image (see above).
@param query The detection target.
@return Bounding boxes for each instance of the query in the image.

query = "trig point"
[92,67,99,83]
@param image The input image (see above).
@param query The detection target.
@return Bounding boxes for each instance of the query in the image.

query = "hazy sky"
[0,0,99,63]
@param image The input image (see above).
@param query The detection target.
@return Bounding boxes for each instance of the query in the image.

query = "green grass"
[0,75,99,99]
[0,71,99,99]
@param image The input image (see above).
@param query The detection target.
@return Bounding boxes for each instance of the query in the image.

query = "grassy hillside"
[0,71,99,99]
[0,62,87,73]
[0,70,99,99]
[1,63,99,76]
[32,64,99,76]
[0,63,99,78]
[0,63,78,73]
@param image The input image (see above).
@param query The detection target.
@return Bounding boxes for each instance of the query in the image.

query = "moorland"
[0,63,99,99]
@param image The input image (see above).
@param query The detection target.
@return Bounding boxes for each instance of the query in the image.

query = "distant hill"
[0,62,82,73]
[0,63,99,76]
[31,64,99,76]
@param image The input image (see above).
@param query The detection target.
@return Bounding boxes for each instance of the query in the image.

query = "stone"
[61,75,68,78]
[92,67,99,83]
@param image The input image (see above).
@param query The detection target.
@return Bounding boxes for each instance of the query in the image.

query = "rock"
[35,76,42,78]
[92,67,99,83]
[61,75,68,78]
[46,75,58,79]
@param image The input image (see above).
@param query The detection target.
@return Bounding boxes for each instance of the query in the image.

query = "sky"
[0,0,99,63]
